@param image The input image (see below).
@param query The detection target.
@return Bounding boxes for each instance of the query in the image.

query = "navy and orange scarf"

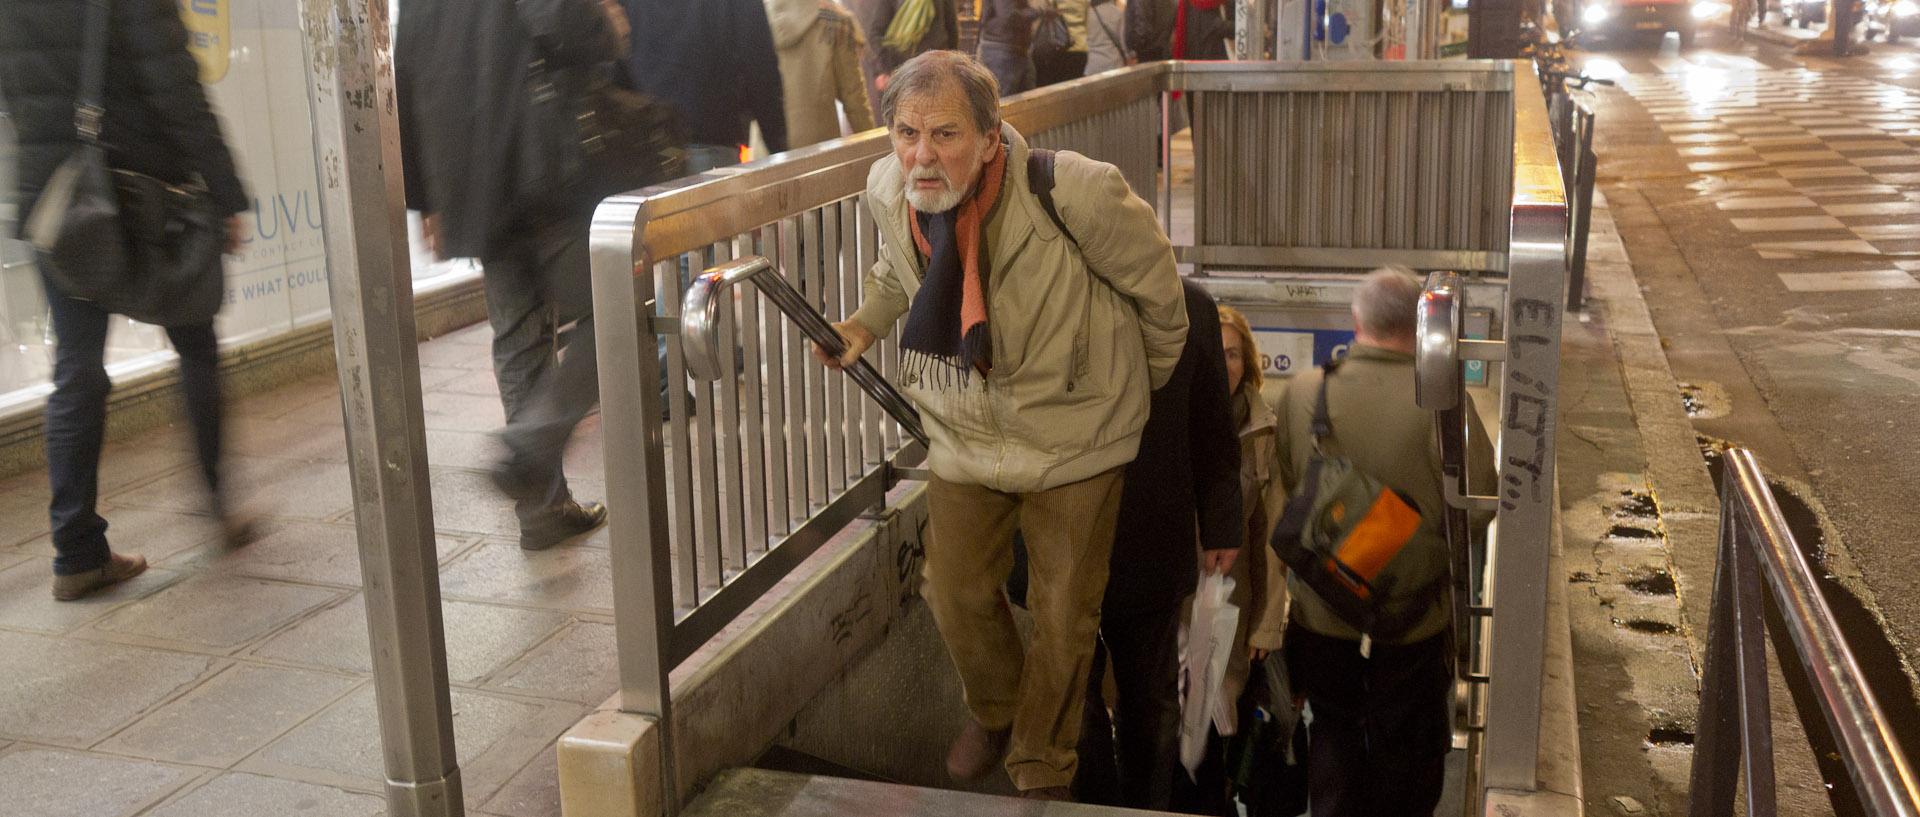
[900,144,1008,387]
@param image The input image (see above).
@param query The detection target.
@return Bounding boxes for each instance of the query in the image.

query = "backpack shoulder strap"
[1310,357,1340,446]
[1025,148,1077,246]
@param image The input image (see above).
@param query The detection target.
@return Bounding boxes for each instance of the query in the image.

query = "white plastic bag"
[1178,573,1239,779]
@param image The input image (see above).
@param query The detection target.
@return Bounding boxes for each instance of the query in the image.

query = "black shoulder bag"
[24,0,227,328]
[513,0,687,216]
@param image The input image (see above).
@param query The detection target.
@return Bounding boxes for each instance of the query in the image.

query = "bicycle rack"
[681,255,930,450]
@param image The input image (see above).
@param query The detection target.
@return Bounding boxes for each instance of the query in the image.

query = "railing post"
[1481,61,1568,793]
[1689,476,1757,817]
[299,1,461,814]
[589,197,678,815]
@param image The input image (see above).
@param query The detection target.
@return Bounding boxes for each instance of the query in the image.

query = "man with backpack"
[811,50,1187,801]
[1268,266,1495,817]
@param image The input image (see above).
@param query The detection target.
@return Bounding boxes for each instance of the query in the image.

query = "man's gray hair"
[1352,265,1424,340]
[881,50,1001,135]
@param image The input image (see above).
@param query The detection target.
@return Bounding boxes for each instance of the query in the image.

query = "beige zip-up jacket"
[848,122,1187,493]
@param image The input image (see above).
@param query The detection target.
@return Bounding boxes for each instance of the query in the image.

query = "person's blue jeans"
[481,216,600,525]
[42,270,223,575]
[979,40,1037,96]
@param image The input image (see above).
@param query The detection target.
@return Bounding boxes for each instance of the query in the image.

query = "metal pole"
[299,2,461,815]
[589,197,678,815]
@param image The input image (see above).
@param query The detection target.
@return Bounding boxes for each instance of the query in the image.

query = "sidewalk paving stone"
[91,573,343,652]
[482,742,563,817]
[0,747,190,817]
[438,541,615,614]
[491,621,618,703]
[13,506,226,563]
[252,685,572,797]
[247,593,567,682]
[0,631,211,744]
[220,416,350,463]
[97,663,360,767]
[158,519,471,587]
[0,557,186,633]
[144,772,383,817]
[108,456,354,522]
[429,469,525,537]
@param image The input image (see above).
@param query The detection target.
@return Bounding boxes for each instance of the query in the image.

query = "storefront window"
[0,0,479,418]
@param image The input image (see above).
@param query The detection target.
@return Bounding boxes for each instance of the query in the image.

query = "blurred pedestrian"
[3,0,254,600]
[977,0,1042,96]
[1075,279,1241,810]
[1174,0,1234,61]
[847,0,960,123]
[626,0,789,169]
[765,0,877,148]
[397,0,628,550]
[1035,0,1092,84]
[1127,0,1178,61]
[1084,0,1131,73]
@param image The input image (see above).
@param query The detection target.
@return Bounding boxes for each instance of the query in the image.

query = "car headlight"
[1692,2,1721,17]
[1583,4,1612,23]
[1896,0,1917,16]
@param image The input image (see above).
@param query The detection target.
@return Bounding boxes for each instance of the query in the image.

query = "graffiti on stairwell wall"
[1501,298,1557,511]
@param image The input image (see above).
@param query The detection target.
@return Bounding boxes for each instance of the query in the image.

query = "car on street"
[1867,0,1920,40]
[1780,0,1827,26]
[1578,0,1716,44]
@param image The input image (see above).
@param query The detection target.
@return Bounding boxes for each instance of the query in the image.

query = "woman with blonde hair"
[1217,305,1289,661]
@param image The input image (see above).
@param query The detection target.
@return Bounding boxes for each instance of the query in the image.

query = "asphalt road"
[1570,21,1920,810]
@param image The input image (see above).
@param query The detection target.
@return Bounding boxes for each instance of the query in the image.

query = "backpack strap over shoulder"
[1310,358,1341,445]
[1025,148,1076,246]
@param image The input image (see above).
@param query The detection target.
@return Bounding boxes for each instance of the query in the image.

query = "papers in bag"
[1179,573,1239,779]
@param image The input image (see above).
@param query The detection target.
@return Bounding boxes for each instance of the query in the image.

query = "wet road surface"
[1569,22,1920,814]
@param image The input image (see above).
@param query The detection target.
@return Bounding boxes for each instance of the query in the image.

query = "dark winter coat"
[623,0,790,154]
[396,0,625,258]
[1,0,249,232]
[1125,0,1178,61]
[1104,279,1243,609]
[979,0,1042,50]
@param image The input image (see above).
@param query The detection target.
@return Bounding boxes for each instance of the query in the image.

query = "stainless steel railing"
[587,59,1568,815]
[1689,448,1920,817]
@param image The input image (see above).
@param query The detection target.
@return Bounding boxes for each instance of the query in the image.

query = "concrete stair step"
[683,768,1180,817]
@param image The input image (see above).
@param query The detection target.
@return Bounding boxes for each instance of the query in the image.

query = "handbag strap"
[75,0,111,145]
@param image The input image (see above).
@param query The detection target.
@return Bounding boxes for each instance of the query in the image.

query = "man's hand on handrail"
[812,320,875,370]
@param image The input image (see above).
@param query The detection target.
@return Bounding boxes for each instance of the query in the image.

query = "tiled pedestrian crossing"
[1616,67,1920,291]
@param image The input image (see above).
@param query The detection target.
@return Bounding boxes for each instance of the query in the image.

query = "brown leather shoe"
[520,498,608,551]
[51,552,147,601]
[1019,786,1073,802]
[945,719,1011,783]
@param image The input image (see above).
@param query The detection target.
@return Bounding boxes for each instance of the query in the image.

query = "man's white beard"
[904,167,968,214]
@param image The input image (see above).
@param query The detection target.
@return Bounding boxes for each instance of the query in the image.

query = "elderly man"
[1272,267,1495,817]
[814,49,1186,801]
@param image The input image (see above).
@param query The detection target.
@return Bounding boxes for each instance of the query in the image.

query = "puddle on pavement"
[1616,617,1680,635]
[1626,570,1678,596]
[1677,380,1728,420]
[1606,523,1661,540]
[1646,724,1696,747]
[1698,437,1920,816]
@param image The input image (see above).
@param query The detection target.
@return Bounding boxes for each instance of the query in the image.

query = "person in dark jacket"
[1,0,252,601]
[397,0,621,550]
[977,0,1042,96]
[846,0,960,123]
[1077,279,1242,809]
[1127,0,1179,61]
[624,0,789,170]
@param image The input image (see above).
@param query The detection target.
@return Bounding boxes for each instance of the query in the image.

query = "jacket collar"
[1236,381,1277,438]
[1345,343,1414,363]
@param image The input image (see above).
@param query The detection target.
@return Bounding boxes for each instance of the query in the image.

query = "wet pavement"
[0,321,613,817]
[1566,23,1920,815]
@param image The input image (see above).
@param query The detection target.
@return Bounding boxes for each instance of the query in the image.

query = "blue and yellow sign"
[177,0,229,83]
